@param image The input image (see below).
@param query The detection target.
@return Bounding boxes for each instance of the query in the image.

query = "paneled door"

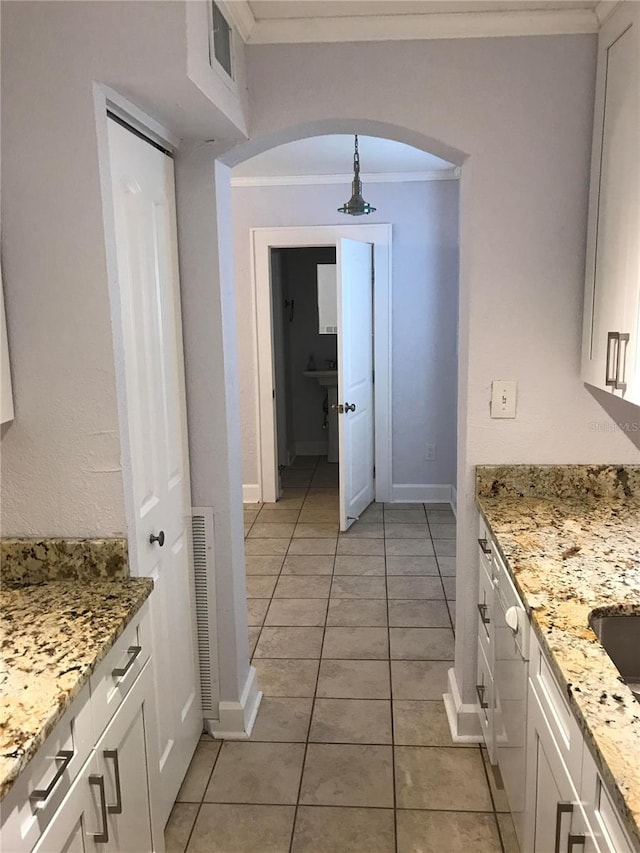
[107,117,201,827]
[337,238,375,531]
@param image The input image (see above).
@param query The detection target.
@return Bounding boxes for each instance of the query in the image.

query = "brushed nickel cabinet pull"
[476,683,488,709]
[103,749,123,814]
[30,750,74,802]
[477,602,490,625]
[89,774,109,843]
[606,332,619,388]
[478,538,492,556]
[112,645,142,679]
[615,333,629,392]
[554,802,574,853]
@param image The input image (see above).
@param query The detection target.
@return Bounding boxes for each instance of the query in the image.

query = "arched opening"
[175,117,475,745]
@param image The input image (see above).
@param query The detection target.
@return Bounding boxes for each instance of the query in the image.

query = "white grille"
[192,507,216,714]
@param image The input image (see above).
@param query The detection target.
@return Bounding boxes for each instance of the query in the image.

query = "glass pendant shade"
[338,135,376,216]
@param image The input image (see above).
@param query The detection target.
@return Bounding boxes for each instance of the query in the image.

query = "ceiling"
[222,0,608,43]
[232,134,456,181]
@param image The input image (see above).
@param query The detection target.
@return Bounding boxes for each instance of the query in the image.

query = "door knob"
[149,531,165,547]
[345,402,356,412]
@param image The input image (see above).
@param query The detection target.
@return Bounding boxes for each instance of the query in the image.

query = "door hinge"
[272,389,275,399]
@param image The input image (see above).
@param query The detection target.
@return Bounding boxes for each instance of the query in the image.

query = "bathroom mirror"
[317,264,337,335]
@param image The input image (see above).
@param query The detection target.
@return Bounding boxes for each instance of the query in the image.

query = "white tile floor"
[165,457,518,852]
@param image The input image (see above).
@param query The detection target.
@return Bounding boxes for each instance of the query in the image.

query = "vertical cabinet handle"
[606,332,618,387]
[30,750,74,802]
[606,332,630,392]
[103,749,123,814]
[555,802,574,853]
[616,333,629,392]
[476,683,489,709]
[568,835,586,852]
[89,775,110,843]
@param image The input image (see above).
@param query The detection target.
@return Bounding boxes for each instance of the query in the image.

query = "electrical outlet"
[425,444,436,461]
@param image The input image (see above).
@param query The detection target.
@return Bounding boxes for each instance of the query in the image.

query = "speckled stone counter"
[1,537,128,585]
[476,465,640,849]
[0,536,152,801]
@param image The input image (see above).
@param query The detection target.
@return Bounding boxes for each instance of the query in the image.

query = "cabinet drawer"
[0,685,93,853]
[89,602,151,740]
[477,556,495,669]
[477,516,493,578]
[529,632,583,785]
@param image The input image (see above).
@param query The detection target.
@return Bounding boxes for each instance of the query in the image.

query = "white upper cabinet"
[582,1,640,404]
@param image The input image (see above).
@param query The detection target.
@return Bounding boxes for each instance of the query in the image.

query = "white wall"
[230,34,640,728]
[232,179,460,493]
[0,0,248,536]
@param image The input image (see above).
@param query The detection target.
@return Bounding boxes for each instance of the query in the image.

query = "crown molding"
[245,8,599,44]
[217,0,256,43]
[231,169,460,188]
[595,1,622,25]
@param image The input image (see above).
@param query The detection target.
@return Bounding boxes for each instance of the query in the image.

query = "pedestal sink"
[303,370,338,463]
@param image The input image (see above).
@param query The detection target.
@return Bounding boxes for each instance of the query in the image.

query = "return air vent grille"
[192,507,217,715]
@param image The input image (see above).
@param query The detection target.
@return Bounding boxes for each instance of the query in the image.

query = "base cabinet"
[1,602,165,853]
[29,663,159,853]
[523,632,637,853]
[526,682,584,853]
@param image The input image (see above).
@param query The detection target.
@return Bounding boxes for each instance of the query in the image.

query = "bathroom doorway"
[251,224,393,511]
[271,246,338,473]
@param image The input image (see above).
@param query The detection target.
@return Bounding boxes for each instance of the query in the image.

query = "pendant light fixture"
[338,134,376,216]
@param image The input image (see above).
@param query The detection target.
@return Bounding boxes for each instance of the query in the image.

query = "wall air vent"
[210,2,234,80]
[192,507,218,716]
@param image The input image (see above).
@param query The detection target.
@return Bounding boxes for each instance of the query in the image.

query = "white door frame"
[251,224,392,504]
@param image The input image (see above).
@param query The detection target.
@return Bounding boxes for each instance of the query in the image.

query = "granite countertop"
[476,465,640,849]
[0,538,153,801]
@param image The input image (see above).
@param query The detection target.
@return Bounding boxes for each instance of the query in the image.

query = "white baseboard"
[295,441,328,456]
[205,666,263,740]
[242,484,262,503]
[443,666,483,743]
[391,484,455,504]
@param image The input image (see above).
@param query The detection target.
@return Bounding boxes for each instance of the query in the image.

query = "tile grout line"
[287,456,326,853]
[383,500,400,853]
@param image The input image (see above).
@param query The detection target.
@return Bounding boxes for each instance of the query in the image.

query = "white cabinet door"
[525,684,585,853]
[94,664,158,853]
[582,2,640,401]
[107,117,201,826]
[31,755,103,853]
[337,238,374,531]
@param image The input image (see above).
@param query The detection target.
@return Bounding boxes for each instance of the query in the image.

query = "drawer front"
[477,640,496,763]
[529,632,583,784]
[89,602,151,740]
[477,556,495,670]
[0,685,93,852]
[477,516,493,578]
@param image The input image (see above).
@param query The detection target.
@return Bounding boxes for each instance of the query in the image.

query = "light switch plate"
[491,380,517,418]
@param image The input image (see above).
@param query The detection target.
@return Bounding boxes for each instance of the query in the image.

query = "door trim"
[250,224,392,504]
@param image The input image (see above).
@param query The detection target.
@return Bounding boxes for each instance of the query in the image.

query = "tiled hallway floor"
[166,457,518,852]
